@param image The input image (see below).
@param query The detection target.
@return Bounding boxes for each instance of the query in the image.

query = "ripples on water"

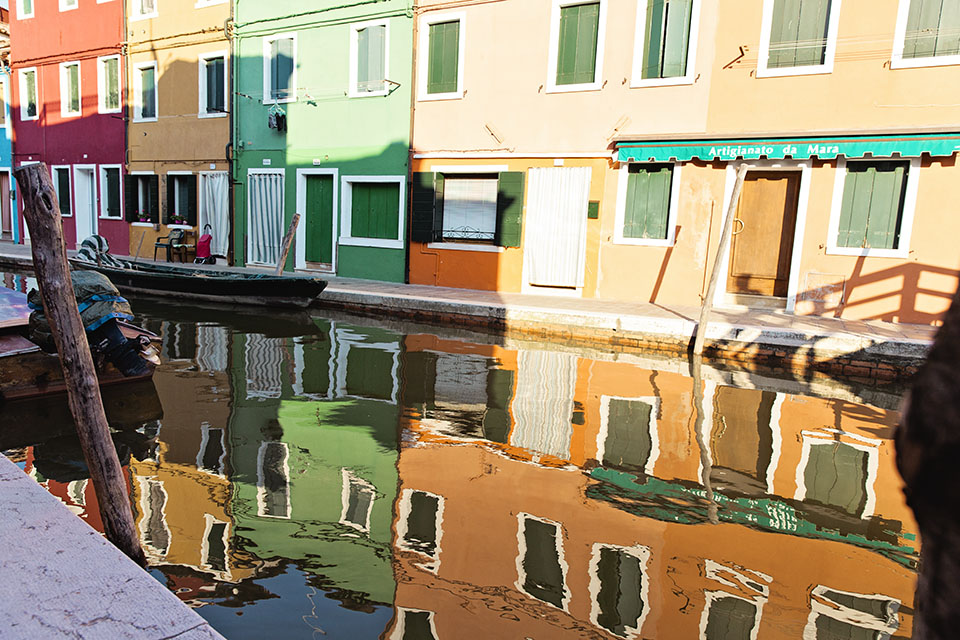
[5,285,917,639]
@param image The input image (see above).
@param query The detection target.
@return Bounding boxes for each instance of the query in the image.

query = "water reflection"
[8,297,917,639]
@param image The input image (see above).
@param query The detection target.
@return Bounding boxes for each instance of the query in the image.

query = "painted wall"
[0,69,16,242]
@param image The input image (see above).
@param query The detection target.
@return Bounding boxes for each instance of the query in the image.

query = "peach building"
[409,0,960,325]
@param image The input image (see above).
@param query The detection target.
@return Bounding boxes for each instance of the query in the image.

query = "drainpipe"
[226,11,235,265]
[404,1,417,285]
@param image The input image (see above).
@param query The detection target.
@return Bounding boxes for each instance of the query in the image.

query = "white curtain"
[200,172,230,257]
[524,167,591,288]
[510,349,576,460]
[247,172,284,266]
[245,333,284,399]
[196,323,228,372]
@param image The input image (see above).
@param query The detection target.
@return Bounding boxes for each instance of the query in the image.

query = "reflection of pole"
[691,356,719,524]
[694,164,750,356]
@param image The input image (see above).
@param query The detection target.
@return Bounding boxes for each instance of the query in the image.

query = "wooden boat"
[69,258,328,308]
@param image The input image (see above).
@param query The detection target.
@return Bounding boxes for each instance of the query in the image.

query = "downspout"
[404,1,417,284]
[121,0,128,246]
[226,9,235,265]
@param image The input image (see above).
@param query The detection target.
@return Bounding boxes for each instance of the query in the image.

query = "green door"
[305,175,335,267]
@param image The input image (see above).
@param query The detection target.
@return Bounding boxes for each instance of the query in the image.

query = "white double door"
[73,167,97,245]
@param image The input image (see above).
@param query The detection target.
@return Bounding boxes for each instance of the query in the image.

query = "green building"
[232,0,414,281]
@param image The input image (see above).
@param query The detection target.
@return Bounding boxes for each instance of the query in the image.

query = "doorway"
[73,166,97,245]
[0,171,10,241]
[296,169,338,273]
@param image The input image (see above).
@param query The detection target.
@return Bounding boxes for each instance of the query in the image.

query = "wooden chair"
[154,229,187,262]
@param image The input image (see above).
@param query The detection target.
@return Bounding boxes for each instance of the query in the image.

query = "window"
[197,424,226,475]
[137,478,170,557]
[893,0,960,68]
[60,0,78,11]
[758,0,840,77]
[263,34,296,104]
[0,80,6,126]
[99,166,122,219]
[398,490,443,570]
[19,68,38,121]
[517,514,568,609]
[391,609,438,640]
[340,176,406,249]
[201,516,229,574]
[16,0,34,19]
[411,171,525,248]
[257,441,290,519]
[98,56,121,113]
[132,0,157,20]
[52,167,72,217]
[547,1,608,92]
[350,20,389,97]
[614,163,681,246]
[590,545,650,638]
[804,586,900,639]
[124,173,159,223]
[59,62,81,117]
[339,469,375,532]
[632,0,701,86]
[134,62,158,121]
[166,173,197,226]
[199,53,227,117]
[828,158,918,258]
[598,396,659,474]
[418,12,465,100]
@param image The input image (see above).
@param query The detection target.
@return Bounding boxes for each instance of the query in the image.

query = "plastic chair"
[154,229,186,262]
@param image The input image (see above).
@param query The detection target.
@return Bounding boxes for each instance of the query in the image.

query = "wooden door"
[0,173,9,239]
[304,175,335,270]
[727,171,800,297]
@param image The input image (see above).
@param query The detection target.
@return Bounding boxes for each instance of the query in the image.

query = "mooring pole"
[693,164,750,356]
[14,163,146,566]
[274,213,300,276]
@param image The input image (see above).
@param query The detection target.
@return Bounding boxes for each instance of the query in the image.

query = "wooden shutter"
[556,2,600,85]
[106,58,119,110]
[149,175,160,222]
[411,172,437,243]
[351,183,398,240]
[495,171,525,247]
[623,164,672,239]
[163,175,172,223]
[837,161,907,250]
[357,25,386,92]
[106,168,120,218]
[768,0,830,68]
[124,175,137,221]
[187,175,198,225]
[904,0,960,59]
[661,0,693,77]
[482,368,514,444]
[427,21,459,94]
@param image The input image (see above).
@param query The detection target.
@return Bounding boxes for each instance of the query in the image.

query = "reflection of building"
[391,336,917,638]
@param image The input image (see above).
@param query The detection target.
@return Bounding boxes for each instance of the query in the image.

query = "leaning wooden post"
[274,213,301,276]
[14,163,146,566]
[693,164,750,356]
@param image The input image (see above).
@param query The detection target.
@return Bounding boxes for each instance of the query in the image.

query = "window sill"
[825,246,908,259]
[20,115,39,122]
[195,0,228,6]
[132,222,156,227]
[418,90,464,102]
[60,214,74,218]
[98,107,123,115]
[133,117,158,123]
[198,111,228,119]
[339,237,403,250]
[262,97,297,105]
[630,75,695,89]
[756,64,833,78]
[129,12,158,21]
[98,215,124,221]
[60,111,82,119]
[348,89,390,99]
[545,81,602,94]
[611,237,673,247]
[427,242,503,253]
[891,54,960,70]
[167,224,193,230]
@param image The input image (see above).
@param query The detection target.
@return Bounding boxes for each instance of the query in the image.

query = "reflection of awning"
[616,132,960,163]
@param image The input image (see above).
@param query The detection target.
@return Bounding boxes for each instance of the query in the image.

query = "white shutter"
[524,167,591,288]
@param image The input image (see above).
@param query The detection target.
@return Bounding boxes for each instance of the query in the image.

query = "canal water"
[2,274,917,639]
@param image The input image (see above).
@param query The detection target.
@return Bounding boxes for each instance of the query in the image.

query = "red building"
[10,0,126,251]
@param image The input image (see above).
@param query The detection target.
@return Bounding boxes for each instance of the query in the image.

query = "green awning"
[617,132,960,163]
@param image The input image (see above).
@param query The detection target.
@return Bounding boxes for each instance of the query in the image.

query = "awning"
[616,132,960,163]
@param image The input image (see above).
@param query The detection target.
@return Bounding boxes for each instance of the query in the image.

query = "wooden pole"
[274,212,300,276]
[14,163,146,566]
[693,164,750,356]
[132,230,147,264]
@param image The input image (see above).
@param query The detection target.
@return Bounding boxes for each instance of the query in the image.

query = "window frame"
[515,513,571,611]
[756,0,842,78]
[390,609,439,640]
[630,0,702,87]
[0,76,9,129]
[613,161,682,246]
[133,61,159,123]
[165,170,196,228]
[97,55,122,114]
[130,0,158,22]
[588,543,652,638]
[438,173,501,245]
[546,0,609,94]
[19,67,39,122]
[59,0,78,12]
[51,165,73,218]
[417,11,466,101]
[349,19,391,98]
[891,0,960,69]
[262,32,298,105]
[339,175,406,249]
[256,440,291,519]
[136,477,171,559]
[199,514,230,578]
[98,164,123,220]
[127,170,159,226]
[198,50,228,118]
[597,395,661,475]
[16,0,34,20]
[196,422,227,477]
[338,468,376,533]
[825,156,919,259]
[396,488,445,573]
[793,428,881,518]
[59,61,82,118]
[803,585,901,638]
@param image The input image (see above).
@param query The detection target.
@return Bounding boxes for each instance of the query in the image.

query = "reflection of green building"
[227,319,402,607]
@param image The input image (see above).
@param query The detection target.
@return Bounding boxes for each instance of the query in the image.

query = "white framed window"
[588,544,651,638]
[396,489,444,573]
[59,61,81,118]
[97,55,121,114]
[631,0,702,87]
[131,0,158,21]
[16,0,34,19]
[134,61,158,122]
[126,171,159,224]
[200,514,230,576]
[137,477,171,558]
[891,0,960,69]
[98,165,123,219]
[60,0,78,11]
[0,77,8,129]
[198,51,227,118]
[757,0,842,77]
[197,423,226,476]
[515,513,570,610]
[698,560,771,640]
[389,609,438,640]
[417,11,466,101]
[349,19,390,98]
[257,441,291,519]
[825,156,920,259]
[332,326,401,403]
[803,586,900,639]
[339,175,406,249]
[614,162,682,246]
[794,428,881,518]
[546,0,608,93]
[441,174,499,243]
[165,171,197,227]
[339,468,376,533]
[263,33,297,104]
[597,395,660,475]
[19,68,38,121]
[52,166,73,218]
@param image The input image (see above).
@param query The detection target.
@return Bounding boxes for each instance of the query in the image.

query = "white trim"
[414,151,610,159]
[597,395,660,475]
[59,61,82,119]
[18,68,39,122]
[339,175,406,250]
[390,609,438,640]
[714,160,811,313]
[129,171,157,223]
[263,32,298,105]
[295,167,339,272]
[794,428,881,518]
[766,394,785,494]
[891,0,960,69]
[426,242,504,253]
[804,585,901,638]
[166,170,195,226]
[136,477,171,560]
[246,168,285,267]
[630,0,701,88]
[349,18,391,98]
[51,165,73,218]
[429,164,510,173]
[613,161,682,246]
[97,55,122,114]
[515,513,571,611]
[396,489,445,573]
[59,0,78,12]
[698,561,770,640]
[825,156,919,259]
[256,441,291,519]
[756,0,842,78]
[130,0,158,21]
[339,468,376,533]
[195,0,228,6]
[72,164,98,245]
[133,61,159,123]
[198,50,228,119]
[199,514,231,579]
[98,164,123,220]
[546,0,608,94]
[417,11,466,101]
[587,544,651,638]
[16,0,34,19]
[333,326,400,404]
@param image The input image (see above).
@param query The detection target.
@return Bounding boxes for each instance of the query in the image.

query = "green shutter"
[556,2,600,85]
[106,168,120,218]
[623,164,672,240]
[186,174,198,225]
[105,58,119,110]
[56,170,71,217]
[271,38,294,100]
[904,0,960,59]
[410,172,437,243]
[837,161,907,250]
[495,171,525,247]
[305,175,334,263]
[768,0,831,68]
[163,175,172,223]
[124,175,137,221]
[705,597,758,640]
[68,64,80,113]
[483,368,514,444]
[141,66,156,118]
[206,57,224,112]
[149,175,160,221]
[642,0,693,79]
[804,442,868,515]
[357,25,386,93]
[427,21,459,94]
[23,0,32,14]
[351,183,398,240]
[603,399,653,470]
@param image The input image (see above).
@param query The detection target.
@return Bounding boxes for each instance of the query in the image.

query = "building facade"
[0,8,14,244]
